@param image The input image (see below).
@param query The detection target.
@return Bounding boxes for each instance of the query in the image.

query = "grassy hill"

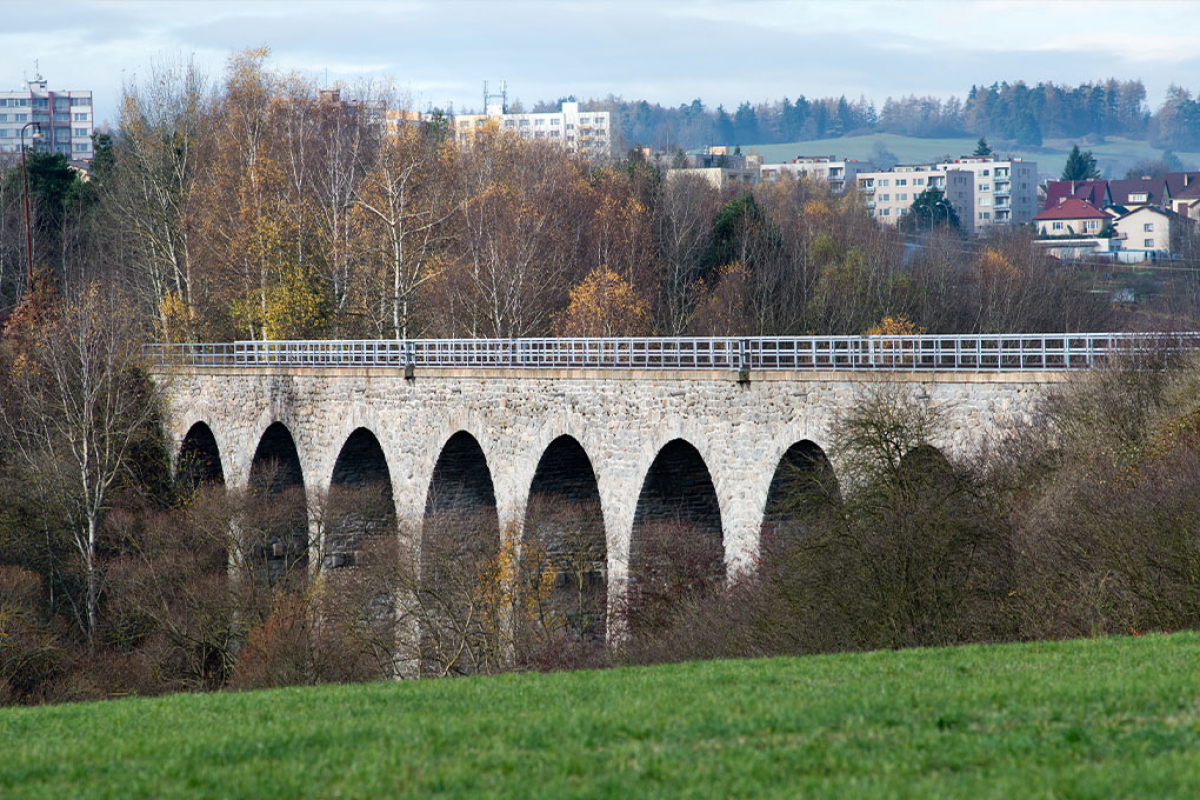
[4,633,1200,798]
[744,134,1200,180]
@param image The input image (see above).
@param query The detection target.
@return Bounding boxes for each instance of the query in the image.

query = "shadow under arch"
[627,438,724,632]
[247,421,308,585]
[177,421,225,491]
[326,427,397,569]
[761,440,841,559]
[419,431,500,675]
[522,435,607,646]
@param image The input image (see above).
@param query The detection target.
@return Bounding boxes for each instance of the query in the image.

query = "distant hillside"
[741,134,1200,180]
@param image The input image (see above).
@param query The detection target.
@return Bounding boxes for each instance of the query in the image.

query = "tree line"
[2,50,1135,347]
[582,78,1200,150]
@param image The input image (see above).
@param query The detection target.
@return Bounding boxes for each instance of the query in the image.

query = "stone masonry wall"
[159,366,1064,602]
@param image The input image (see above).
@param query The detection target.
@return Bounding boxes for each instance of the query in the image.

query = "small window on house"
[1144,238,1154,248]
[1143,223,1153,232]
[1052,221,1064,230]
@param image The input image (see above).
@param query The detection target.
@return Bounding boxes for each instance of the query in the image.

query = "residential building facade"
[759,155,874,193]
[1033,198,1113,237]
[857,165,976,234]
[453,100,612,157]
[935,156,1038,230]
[1113,206,1192,260]
[0,74,93,159]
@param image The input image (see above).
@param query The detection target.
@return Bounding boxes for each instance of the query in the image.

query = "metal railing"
[143,333,1200,373]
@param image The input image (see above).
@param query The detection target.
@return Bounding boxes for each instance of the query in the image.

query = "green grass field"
[4,633,1200,798]
[745,134,1200,180]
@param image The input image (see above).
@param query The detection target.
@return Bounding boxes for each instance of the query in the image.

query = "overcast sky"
[2,0,1196,127]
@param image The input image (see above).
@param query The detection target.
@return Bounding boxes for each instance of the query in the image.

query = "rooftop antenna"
[483,79,508,114]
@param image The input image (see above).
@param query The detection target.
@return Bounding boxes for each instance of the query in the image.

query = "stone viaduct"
[158,359,1063,621]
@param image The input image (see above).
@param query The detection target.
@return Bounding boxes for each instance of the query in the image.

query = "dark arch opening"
[420,431,500,674]
[327,428,396,569]
[628,439,724,632]
[761,440,840,559]
[522,435,607,649]
[178,422,225,491]
[248,422,308,586]
[899,444,955,486]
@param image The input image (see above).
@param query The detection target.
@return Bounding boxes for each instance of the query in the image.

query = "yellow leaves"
[157,292,195,344]
[977,248,1021,284]
[863,315,924,337]
[262,265,331,339]
[558,266,651,337]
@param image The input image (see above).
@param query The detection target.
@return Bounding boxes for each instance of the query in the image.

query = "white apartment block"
[759,156,874,193]
[935,156,1037,230]
[857,165,976,234]
[453,101,612,157]
[0,75,93,159]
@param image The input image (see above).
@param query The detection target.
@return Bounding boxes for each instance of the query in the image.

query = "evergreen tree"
[899,188,960,233]
[973,137,992,156]
[1061,144,1101,180]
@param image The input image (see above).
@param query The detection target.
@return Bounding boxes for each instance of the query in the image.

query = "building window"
[914,178,925,185]
[73,142,90,152]
[1131,193,1148,203]
[982,169,990,176]
[980,184,990,192]
[881,208,890,216]
[33,98,48,108]
[70,98,91,106]
[1052,221,1064,230]
[879,194,890,202]
[1086,220,1099,231]
[550,118,560,125]
[979,211,991,219]
[1144,239,1154,248]
[880,179,889,187]
[896,179,907,186]
[897,193,907,202]
[535,118,544,126]
[15,113,28,122]
[74,127,88,136]
[74,113,88,122]
[1143,223,1154,232]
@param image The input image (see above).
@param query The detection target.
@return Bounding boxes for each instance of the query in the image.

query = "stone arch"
[760,440,840,557]
[628,439,725,625]
[900,443,955,485]
[419,430,501,674]
[326,427,396,569]
[247,422,308,585]
[177,421,225,490]
[522,435,607,644]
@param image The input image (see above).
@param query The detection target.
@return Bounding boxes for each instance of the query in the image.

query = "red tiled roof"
[1043,180,1108,210]
[1034,198,1113,221]
[1165,172,1200,198]
[1108,178,1167,206]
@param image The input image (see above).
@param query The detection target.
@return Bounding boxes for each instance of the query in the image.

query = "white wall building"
[453,100,612,158]
[0,74,93,159]
[857,165,976,234]
[934,156,1037,230]
[760,156,874,193]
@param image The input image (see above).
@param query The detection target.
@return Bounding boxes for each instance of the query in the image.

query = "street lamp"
[20,121,41,293]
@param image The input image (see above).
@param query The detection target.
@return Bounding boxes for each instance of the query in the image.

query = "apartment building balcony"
[864,200,876,209]
[859,184,875,193]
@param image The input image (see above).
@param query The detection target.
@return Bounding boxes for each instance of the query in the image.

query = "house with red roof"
[1033,198,1113,237]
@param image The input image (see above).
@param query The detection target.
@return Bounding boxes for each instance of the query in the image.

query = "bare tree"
[0,283,162,645]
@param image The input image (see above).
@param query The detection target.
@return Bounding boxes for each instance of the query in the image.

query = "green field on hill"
[4,633,1200,798]
[744,134,1200,180]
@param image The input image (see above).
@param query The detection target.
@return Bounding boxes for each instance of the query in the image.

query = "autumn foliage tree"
[558,266,651,337]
